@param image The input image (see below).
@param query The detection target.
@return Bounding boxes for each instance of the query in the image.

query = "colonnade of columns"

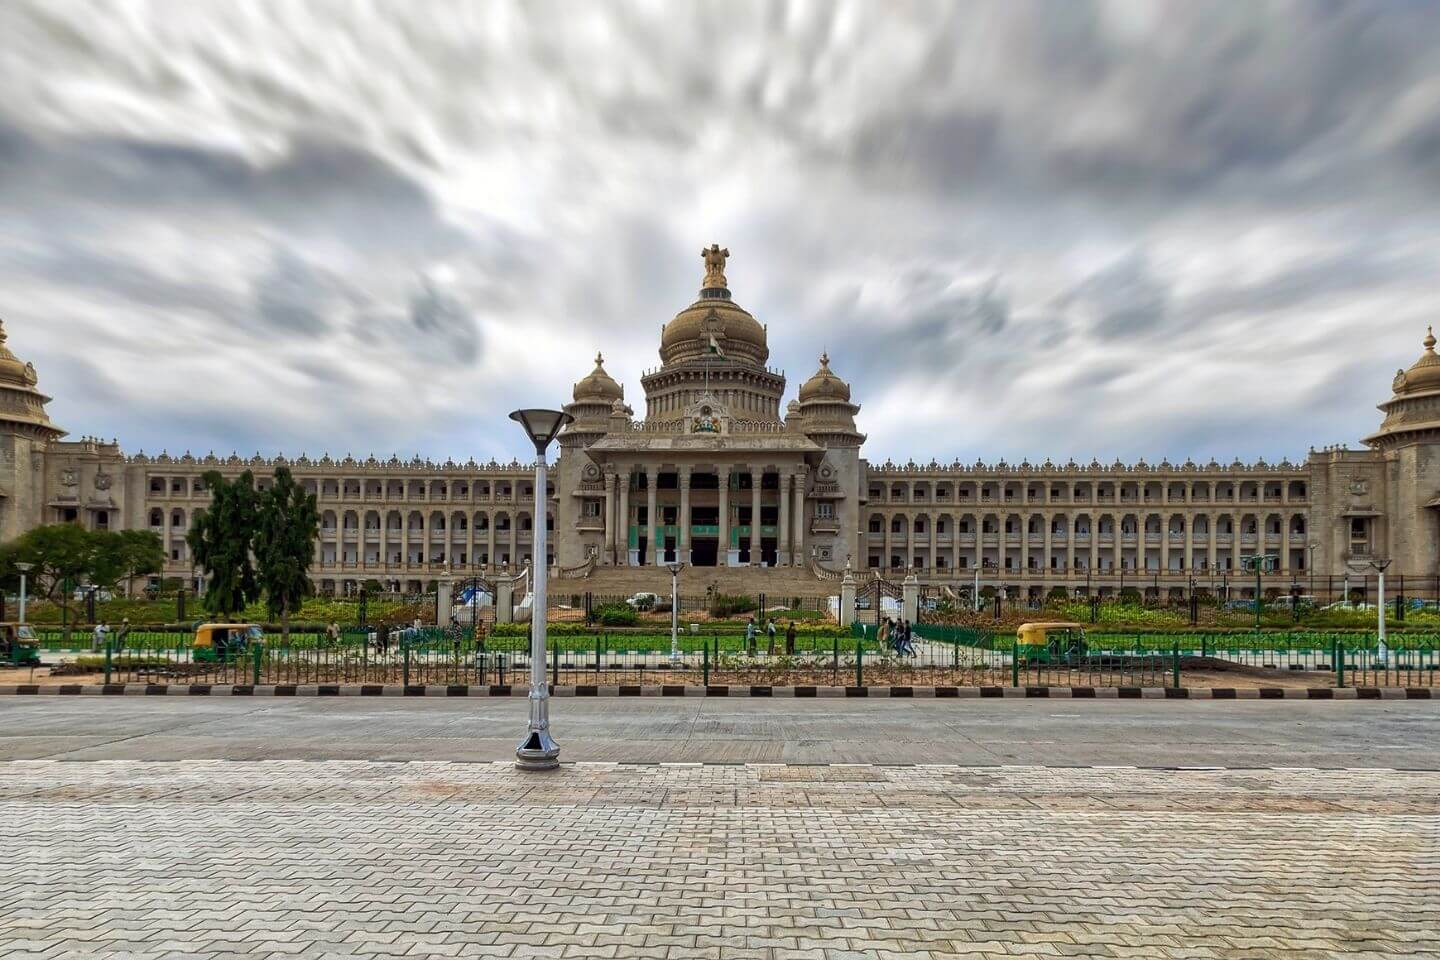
[597,463,810,567]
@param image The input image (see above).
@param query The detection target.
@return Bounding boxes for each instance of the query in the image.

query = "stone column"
[750,468,762,565]
[1065,512,1075,573]
[1161,515,1171,572]
[437,579,453,627]
[1088,517,1098,574]
[1137,515,1147,573]
[1020,513,1030,577]
[792,467,806,568]
[647,468,660,566]
[717,466,731,566]
[996,514,1006,575]
[1043,513,1053,577]
[1208,512,1218,572]
[839,566,857,628]
[1184,512,1194,575]
[1281,513,1291,573]
[601,470,615,565]
[485,518,495,571]
[883,513,893,574]
[495,576,513,624]
[902,573,919,624]
[617,470,631,565]
[929,511,939,572]
[778,472,791,567]
[678,466,692,565]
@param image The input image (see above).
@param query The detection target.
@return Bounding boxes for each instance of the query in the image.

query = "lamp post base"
[515,728,561,771]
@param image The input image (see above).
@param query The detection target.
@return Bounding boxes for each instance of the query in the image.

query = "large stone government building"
[6,246,1438,599]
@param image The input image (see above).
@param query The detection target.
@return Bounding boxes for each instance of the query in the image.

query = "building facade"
[5,246,1439,599]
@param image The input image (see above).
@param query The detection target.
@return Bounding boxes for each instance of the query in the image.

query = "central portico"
[553,246,866,569]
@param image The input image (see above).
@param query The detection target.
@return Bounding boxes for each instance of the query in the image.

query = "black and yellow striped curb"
[0,683,1431,699]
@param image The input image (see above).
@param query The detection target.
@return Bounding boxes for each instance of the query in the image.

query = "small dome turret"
[1391,326,1440,396]
[798,352,851,403]
[572,352,623,403]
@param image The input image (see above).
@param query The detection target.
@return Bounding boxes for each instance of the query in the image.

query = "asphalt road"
[0,696,1435,767]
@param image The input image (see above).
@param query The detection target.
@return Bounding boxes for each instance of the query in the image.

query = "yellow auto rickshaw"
[1015,622,1088,665]
[0,623,40,667]
[193,623,263,662]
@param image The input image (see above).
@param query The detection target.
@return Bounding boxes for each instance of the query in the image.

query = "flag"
[708,333,724,356]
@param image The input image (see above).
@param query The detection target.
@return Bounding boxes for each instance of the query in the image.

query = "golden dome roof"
[0,320,38,388]
[1393,326,1440,395]
[658,245,769,366]
[572,352,623,402]
[798,353,851,403]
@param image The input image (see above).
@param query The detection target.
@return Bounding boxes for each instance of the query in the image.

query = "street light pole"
[15,562,33,624]
[666,562,683,664]
[1370,557,1392,664]
[509,408,574,772]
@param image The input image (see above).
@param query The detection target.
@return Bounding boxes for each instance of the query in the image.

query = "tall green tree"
[90,530,164,595]
[253,466,320,642]
[0,524,96,599]
[187,470,260,618]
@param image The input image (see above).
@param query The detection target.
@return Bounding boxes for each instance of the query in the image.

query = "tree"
[187,470,260,618]
[253,466,320,642]
[90,530,164,595]
[0,524,96,599]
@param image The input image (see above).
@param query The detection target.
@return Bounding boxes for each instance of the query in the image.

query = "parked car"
[626,592,660,610]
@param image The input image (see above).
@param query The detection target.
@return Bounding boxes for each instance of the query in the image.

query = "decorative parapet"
[127,451,532,473]
[866,455,1308,476]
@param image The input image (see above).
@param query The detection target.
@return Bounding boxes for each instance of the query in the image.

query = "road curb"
[0,684,1430,699]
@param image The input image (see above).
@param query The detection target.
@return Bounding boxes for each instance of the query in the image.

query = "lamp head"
[666,562,684,576]
[508,409,574,455]
[14,562,33,573]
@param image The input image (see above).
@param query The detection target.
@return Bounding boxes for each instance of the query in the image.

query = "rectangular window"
[816,502,835,519]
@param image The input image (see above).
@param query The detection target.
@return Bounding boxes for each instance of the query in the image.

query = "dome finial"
[701,243,729,290]
[594,351,604,367]
[1426,325,1436,352]
[819,351,830,369]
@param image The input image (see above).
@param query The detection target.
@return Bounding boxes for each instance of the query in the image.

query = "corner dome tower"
[1367,325,1440,448]
[0,319,64,441]
[790,352,863,446]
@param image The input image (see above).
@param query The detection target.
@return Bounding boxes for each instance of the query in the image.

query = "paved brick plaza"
[1,760,1436,958]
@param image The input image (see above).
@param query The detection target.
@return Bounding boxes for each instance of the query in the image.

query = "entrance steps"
[549,564,833,599]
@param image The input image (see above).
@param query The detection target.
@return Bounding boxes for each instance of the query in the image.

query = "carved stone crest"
[94,471,112,491]
[1348,477,1369,496]
[59,468,78,487]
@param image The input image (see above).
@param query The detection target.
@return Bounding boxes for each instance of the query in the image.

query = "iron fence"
[40,624,1438,688]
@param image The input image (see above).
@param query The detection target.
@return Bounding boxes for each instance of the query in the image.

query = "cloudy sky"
[3,1,1438,466]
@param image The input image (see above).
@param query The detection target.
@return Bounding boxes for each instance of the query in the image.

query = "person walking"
[785,620,797,656]
[325,621,341,646]
[766,619,777,656]
[900,619,915,657]
[877,617,890,651]
[91,620,110,653]
[745,617,756,656]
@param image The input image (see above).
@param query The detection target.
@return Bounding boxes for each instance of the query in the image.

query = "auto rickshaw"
[1014,622,1088,665]
[193,623,263,662]
[0,623,40,667]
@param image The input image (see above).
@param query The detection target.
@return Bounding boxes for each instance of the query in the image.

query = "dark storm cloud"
[1,0,1438,462]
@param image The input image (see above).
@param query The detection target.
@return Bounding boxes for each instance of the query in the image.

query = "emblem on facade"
[94,471,112,491]
[1393,368,1408,393]
[60,468,78,487]
[701,244,729,288]
[1348,477,1369,496]
[692,405,720,434]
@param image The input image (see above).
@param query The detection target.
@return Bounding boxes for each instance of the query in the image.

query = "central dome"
[658,245,769,367]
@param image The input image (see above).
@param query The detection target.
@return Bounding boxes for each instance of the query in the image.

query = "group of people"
[90,618,131,652]
[744,617,798,656]
[877,617,917,657]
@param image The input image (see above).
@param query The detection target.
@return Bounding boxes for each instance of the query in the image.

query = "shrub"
[709,593,756,618]
[595,603,638,627]
[1046,586,1069,601]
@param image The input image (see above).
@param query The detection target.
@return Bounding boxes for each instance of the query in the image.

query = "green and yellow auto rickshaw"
[1014,622,1089,665]
[193,623,263,662]
[0,623,40,667]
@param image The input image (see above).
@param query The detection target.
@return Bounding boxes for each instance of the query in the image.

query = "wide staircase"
[549,564,835,600]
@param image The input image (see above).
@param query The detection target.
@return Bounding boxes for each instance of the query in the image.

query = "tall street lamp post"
[1367,557,1393,664]
[15,562,33,624]
[509,408,573,772]
[666,562,683,664]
